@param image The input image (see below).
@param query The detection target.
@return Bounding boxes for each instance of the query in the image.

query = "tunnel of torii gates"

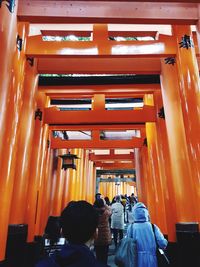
[1,0,200,263]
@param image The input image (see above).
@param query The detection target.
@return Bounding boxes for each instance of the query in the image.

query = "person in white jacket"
[127,202,168,267]
[111,195,124,248]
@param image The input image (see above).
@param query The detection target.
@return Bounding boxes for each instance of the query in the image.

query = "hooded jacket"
[127,202,168,267]
[35,243,108,267]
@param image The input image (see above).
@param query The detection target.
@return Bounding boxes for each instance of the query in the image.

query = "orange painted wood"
[25,92,47,241]
[135,147,148,205]
[26,34,177,58]
[0,2,18,259]
[10,57,38,225]
[51,150,66,216]
[154,90,177,242]
[144,94,167,234]
[38,57,161,74]
[89,152,134,161]
[0,20,29,259]
[160,59,198,223]
[51,137,143,149]
[18,1,198,24]
[0,0,18,146]
[34,124,51,236]
[173,25,200,216]
[39,147,54,236]
[44,105,156,124]
[49,124,145,131]
[40,83,160,97]
[41,30,157,38]
[94,162,135,169]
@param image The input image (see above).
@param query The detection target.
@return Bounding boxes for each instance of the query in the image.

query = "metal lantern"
[59,152,79,170]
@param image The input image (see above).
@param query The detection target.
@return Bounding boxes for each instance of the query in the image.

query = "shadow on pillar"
[176,222,200,267]
[5,224,28,267]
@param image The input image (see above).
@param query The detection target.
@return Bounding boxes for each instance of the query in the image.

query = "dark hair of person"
[93,198,105,216]
[61,200,98,244]
[45,216,61,246]
[93,198,104,209]
[95,193,101,200]
[104,196,110,206]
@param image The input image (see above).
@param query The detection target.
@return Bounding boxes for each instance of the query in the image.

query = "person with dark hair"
[36,201,109,267]
[93,198,112,265]
[95,193,102,201]
[44,216,61,246]
[104,197,111,206]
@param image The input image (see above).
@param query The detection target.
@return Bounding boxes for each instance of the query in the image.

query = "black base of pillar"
[176,222,200,267]
[166,242,178,267]
[5,224,28,267]
[0,260,7,267]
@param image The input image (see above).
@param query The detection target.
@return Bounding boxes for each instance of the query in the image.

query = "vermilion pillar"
[145,94,167,233]
[9,57,38,224]
[39,146,54,235]
[81,150,88,200]
[135,147,147,205]
[173,25,200,218]
[0,0,18,153]
[34,124,50,237]
[160,59,198,223]
[61,170,70,210]
[51,149,65,216]
[25,92,47,241]
[154,91,177,241]
[0,20,28,261]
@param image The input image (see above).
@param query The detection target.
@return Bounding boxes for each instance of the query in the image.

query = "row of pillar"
[136,25,200,242]
[98,180,135,201]
[0,2,96,261]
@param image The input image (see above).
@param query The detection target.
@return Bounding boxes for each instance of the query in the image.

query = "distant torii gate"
[96,177,136,194]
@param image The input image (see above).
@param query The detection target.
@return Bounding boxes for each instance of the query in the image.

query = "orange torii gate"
[1,1,200,265]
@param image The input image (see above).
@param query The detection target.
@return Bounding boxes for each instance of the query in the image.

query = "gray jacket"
[111,202,124,230]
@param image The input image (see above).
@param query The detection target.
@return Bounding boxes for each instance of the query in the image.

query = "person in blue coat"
[127,202,168,267]
[35,201,109,267]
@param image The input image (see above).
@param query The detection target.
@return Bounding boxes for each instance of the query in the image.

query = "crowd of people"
[36,193,167,267]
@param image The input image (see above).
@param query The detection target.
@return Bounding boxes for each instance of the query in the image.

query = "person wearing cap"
[127,202,168,267]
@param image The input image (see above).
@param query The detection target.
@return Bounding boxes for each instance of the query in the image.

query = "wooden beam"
[89,152,134,161]
[49,124,145,131]
[97,178,135,183]
[97,169,135,175]
[51,137,144,149]
[37,57,161,74]
[39,83,161,97]
[44,105,156,124]
[95,162,135,169]
[18,1,198,24]
[40,30,158,38]
[26,34,176,58]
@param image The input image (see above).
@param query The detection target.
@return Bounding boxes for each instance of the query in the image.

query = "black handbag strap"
[151,224,170,265]
[152,223,159,248]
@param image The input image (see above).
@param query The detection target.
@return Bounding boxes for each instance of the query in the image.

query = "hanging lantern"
[59,152,79,170]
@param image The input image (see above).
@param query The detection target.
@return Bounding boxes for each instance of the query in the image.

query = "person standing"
[127,202,168,267]
[111,195,124,248]
[93,198,112,265]
[36,201,109,267]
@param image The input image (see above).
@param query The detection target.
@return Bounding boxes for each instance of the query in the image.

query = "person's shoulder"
[35,256,58,267]
[94,262,109,267]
